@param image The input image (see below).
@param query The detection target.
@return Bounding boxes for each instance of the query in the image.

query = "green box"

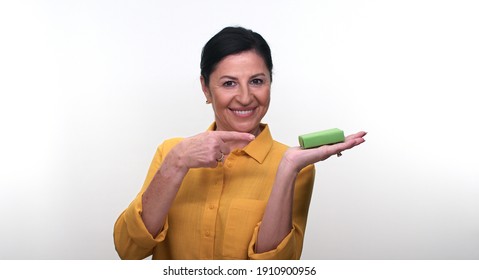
[298,128,345,149]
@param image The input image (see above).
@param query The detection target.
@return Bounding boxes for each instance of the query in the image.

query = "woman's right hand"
[172,131,256,169]
[141,130,253,237]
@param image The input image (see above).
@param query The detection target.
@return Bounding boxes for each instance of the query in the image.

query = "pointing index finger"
[213,131,256,142]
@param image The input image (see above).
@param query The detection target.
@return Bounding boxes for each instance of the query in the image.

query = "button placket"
[199,165,223,259]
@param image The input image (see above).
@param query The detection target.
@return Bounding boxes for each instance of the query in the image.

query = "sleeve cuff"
[123,195,168,249]
[247,222,298,260]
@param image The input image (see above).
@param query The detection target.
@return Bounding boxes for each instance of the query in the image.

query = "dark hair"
[200,26,273,86]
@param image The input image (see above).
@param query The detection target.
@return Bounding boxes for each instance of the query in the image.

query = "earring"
[206,100,211,104]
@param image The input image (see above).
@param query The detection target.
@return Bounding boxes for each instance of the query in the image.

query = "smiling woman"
[202,50,271,136]
[113,26,366,260]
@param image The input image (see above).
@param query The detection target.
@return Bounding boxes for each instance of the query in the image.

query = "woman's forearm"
[141,149,189,237]
[255,132,367,253]
[256,158,298,253]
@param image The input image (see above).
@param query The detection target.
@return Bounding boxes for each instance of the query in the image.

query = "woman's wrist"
[276,157,300,190]
[280,151,303,175]
[162,144,190,176]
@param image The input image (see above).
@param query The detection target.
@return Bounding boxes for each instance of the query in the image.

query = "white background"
[0,0,478,259]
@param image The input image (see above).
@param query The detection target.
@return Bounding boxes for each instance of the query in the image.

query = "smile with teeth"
[230,108,255,116]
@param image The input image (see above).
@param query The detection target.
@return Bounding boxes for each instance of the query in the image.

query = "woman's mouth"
[230,108,256,117]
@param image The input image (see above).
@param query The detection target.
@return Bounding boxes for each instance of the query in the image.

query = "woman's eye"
[223,81,236,87]
[250,79,263,85]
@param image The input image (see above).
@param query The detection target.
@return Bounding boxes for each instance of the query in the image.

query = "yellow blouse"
[114,124,315,260]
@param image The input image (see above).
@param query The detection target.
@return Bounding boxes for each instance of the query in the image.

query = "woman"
[114,26,366,260]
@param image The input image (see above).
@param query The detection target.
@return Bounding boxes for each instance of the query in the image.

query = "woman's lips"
[229,107,256,117]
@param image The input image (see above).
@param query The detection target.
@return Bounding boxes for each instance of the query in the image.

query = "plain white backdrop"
[0,0,478,259]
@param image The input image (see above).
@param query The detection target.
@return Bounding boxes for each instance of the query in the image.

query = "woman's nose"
[236,84,253,105]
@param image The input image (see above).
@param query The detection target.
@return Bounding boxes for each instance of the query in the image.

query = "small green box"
[298,128,345,149]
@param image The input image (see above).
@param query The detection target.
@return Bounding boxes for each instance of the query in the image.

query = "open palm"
[282,131,367,173]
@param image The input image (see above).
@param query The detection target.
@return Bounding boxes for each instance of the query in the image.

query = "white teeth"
[233,110,253,115]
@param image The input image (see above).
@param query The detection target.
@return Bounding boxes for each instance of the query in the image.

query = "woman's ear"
[200,76,212,103]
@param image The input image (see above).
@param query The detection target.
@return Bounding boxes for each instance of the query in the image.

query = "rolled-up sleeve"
[113,143,170,259]
[247,223,298,259]
[114,195,169,259]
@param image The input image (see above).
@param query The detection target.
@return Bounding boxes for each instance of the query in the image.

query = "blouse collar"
[206,123,273,164]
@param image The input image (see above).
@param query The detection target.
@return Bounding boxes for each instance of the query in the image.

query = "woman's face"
[201,50,271,136]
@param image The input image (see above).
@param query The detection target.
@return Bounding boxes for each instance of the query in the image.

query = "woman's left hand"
[282,131,367,173]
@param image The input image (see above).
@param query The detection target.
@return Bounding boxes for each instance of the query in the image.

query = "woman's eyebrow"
[219,75,238,80]
[251,73,267,78]
[220,73,266,79]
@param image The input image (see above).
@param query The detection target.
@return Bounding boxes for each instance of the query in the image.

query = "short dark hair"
[200,26,273,86]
